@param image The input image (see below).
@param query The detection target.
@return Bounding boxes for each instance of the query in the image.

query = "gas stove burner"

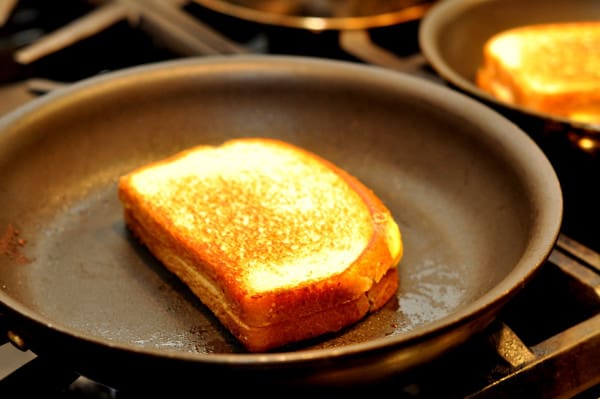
[193,0,435,30]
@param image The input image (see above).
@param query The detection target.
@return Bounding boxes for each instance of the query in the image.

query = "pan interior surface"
[0,56,561,358]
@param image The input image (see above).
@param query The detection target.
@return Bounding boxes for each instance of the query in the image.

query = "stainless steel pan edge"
[0,55,562,389]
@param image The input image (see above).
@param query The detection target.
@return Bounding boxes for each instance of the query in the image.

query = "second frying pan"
[419,0,600,153]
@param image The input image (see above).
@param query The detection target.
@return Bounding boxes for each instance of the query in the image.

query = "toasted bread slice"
[118,138,403,352]
[476,21,600,124]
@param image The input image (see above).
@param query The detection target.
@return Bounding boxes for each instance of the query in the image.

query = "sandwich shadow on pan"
[0,55,562,390]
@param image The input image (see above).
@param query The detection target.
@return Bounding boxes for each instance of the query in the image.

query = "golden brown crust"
[476,21,600,124]
[227,268,399,352]
[118,137,402,352]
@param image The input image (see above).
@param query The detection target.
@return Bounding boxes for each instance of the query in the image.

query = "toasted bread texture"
[118,138,403,352]
[476,21,600,124]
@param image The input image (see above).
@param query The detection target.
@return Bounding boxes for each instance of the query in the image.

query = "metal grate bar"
[13,0,247,65]
[467,235,600,398]
[557,234,600,274]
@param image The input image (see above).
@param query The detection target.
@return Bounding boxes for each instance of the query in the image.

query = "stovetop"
[0,1,599,398]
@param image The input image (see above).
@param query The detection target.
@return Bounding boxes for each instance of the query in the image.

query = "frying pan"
[0,55,561,392]
[419,0,600,153]
[192,0,436,74]
[192,0,434,30]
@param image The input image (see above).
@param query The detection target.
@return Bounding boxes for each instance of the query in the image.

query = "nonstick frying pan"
[0,55,562,392]
[419,0,600,153]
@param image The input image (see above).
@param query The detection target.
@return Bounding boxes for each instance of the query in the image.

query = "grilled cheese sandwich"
[118,137,402,352]
[476,21,600,124]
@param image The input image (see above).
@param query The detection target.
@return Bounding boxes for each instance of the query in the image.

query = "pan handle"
[339,29,423,73]
[338,29,439,82]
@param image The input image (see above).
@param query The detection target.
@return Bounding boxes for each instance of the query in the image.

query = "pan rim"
[0,54,563,366]
[191,0,434,30]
